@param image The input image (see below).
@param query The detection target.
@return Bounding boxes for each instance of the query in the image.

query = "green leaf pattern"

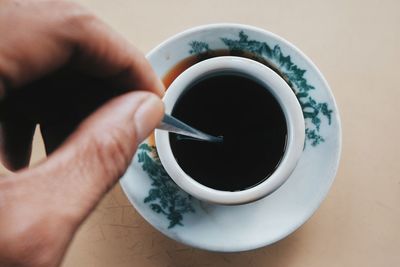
[189,41,210,55]
[138,143,195,228]
[190,31,332,146]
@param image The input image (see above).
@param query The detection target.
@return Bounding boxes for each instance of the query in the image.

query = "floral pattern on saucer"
[138,144,195,228]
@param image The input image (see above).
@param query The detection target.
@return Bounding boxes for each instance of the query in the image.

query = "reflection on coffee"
[169,74,287,191]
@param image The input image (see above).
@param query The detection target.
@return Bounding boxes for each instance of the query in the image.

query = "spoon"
[157,114,223,143]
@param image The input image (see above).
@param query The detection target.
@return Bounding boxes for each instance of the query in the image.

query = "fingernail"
[134,94,164,143]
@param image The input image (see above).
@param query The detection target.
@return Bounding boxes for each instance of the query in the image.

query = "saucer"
[120,23,341,252]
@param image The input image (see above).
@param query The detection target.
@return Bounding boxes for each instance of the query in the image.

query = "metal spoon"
[157,114,223,143]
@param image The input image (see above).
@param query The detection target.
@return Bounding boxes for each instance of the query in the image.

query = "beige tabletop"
[1,0,400,266]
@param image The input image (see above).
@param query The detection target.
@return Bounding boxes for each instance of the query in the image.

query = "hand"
[0,1,164,266]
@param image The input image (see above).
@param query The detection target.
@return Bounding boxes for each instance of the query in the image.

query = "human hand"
[0,0,164,266]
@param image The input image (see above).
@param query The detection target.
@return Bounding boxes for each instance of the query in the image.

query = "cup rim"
[155,56,305,205]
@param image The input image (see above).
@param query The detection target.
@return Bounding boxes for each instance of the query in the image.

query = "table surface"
[1,0,400,266]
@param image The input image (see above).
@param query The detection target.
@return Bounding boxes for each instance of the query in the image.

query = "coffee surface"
[169,74,287,191]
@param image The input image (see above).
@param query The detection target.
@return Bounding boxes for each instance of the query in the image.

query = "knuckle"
[59,1,98,30]
[0,180,72,267]
[15,231,53,266]
[0,214,59,267]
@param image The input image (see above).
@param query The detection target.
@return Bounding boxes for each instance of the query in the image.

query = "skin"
[0,0,165,266]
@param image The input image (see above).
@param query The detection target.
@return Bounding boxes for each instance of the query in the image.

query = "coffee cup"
[155,56,305,205]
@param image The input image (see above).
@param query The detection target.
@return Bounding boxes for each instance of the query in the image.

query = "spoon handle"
[157,114,223,143]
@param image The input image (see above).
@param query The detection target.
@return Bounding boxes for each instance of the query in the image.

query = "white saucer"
[120,23,341,252]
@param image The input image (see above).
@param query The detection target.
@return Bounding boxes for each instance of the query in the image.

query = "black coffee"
[169,74,287,191]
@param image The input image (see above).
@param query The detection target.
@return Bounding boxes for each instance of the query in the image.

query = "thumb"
[24,91,163,223]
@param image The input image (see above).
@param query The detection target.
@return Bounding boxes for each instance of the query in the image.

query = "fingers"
[24,91,163,224]
[0,68,113,169]
[0,0,164,95]
[24,68,131,154]
[40,118,82,155]
[0,90,163,267]
[0,117,35,171]
[64,13,165,96]
[0,0,164,169]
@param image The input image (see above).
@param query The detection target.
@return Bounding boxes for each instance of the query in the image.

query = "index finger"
[0,0,164,96]
[0,0,164,170]
[64,12,165,96]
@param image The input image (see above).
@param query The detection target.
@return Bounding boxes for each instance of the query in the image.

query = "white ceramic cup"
[155,56,305,205]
